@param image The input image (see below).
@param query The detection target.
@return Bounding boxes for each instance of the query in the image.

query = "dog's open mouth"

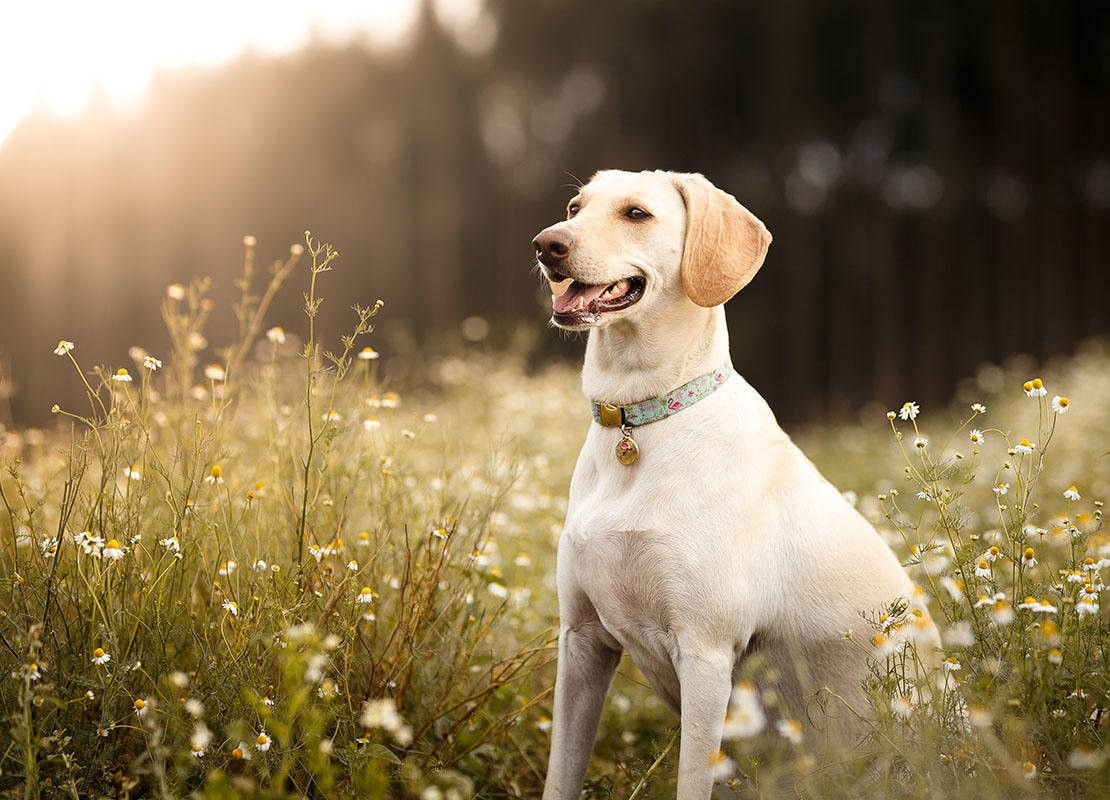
[547,273,645,327]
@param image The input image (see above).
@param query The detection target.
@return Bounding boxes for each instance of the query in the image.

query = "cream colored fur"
[533,170,938,799]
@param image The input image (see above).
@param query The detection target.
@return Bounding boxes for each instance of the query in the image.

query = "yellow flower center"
[1023,381,1033,392]
[1032,378,1043,389]
[116,368,129,376]
[106,539,121,549]
[210,465,222,478]
[1019,439,1032,448]
[1024,548,1035,560]
[134,698,146,710]
[93,648,105,658]
[1058,397,1069,407]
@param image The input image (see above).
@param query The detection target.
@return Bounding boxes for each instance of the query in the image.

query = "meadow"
[1,235,1107,798]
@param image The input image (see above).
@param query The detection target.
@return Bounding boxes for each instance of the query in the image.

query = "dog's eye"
[624,207,650,220]
[567,203,580,219]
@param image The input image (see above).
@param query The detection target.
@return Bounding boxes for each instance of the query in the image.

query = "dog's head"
[532,170,772,330]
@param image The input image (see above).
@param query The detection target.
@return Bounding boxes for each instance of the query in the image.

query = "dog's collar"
[591,363,734,429]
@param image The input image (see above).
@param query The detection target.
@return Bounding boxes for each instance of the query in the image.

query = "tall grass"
[0,233,1106,798]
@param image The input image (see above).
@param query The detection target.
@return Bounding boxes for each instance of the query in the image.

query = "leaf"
[363,743,402,765]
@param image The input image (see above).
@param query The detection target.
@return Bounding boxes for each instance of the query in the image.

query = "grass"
[0,234,1107,798]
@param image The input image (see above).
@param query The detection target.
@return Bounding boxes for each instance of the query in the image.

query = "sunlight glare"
[0,0,420,149]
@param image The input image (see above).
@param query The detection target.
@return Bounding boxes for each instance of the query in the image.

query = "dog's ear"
[672,173,772,307]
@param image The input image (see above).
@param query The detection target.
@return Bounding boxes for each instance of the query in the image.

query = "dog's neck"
[581,304,730,406]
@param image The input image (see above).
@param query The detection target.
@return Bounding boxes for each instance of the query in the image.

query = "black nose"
[533,227,572,266]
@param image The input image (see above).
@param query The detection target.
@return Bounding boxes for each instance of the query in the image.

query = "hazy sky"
[0,0,489,149]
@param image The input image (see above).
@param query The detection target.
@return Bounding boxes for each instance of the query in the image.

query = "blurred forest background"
[0,0,1107,427]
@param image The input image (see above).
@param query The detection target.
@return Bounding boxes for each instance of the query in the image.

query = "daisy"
[708,749,735,780]
[776,718,804,744]
[1051,395,1070,414]
[346,560,359,572]
[133,698,148,717]
[891,693,914,720]
[974,560,992,578]
[1022,547,1037,568]
[722,682,765,739]
[1064,485,1081,501]
[1022,377,1047,397]
[1022,761,1038,781]
[204,364,226,382]
[993,482,1010,496]
[898,401,920,421]
[222,600,239,617]
[91,647,111,665]
[363,418,381,431]
[1014,438,1035,455]
[112,368,132,383]
[969,429,985,445]
[971,403,987,413]
[488,582,509,599]
[381,392,400,409]
[989,598,1014,626]
[218,561,236,576]
[205,465,223,484]
[143,355,162,371]
[943,657,962,673]
[322,409,342,422]
[231,742,251,760]
[1076,596,1099,618]
[913,435,928,449]
[160,535,180,553]
[255,731,271,752]
[53,340,75,356]
[1047,648,1063,665]
[103,539,124,560]
[983,546,1002,562]
[357,346,379,360]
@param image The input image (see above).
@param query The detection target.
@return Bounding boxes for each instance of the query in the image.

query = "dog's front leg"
[675,644,734,800]
[542,615,622,799]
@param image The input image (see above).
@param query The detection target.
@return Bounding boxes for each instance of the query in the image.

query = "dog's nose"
[533,227,572,266]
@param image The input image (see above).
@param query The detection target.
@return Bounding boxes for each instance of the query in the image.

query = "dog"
[532,170,939,798]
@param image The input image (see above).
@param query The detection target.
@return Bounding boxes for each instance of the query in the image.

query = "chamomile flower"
[167,283,186,301]
[205,464,224,484]
[204,364,226,382]
[1022,547,1037,568]
[381,392,400,408]
[708,749,735,779]
[1023,377,1047,397]
[488,582,509,599]
[1022,761,1038,781]
[722,682,766,739]
[133,697,148,717]
[971,403,987,413]
[103,539,124,560]
[91,647,111,665]
[142,355,162,371]
[363,418,381,431]
[898,401,920,421]
[112,368,132,383]
[222,600,239,617]
[776,718,804,744]
[913,435,928,450]
[1064,485,1081,501]
[891,693,914,720]
[54,340,75,356]
[993,482,1010,496]
[983,546,1002,562]
[218,560,236,576]
[160,535,180,553]
[266,326,286,344]
[1076,596,1099,618]
[974,560,992,578]
[231,742,252,760]
[358,346,379,360]
[1015,438,1035,455]
[989,597,1014,626]
[346,560,359,572]
[322,409,342,422]
[1051,395,1070,414]
[255,731,271,752]
[943,657,962,673]
[969,429,985,445]
[1047,648,1063,665]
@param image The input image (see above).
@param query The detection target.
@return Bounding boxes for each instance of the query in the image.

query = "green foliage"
[1,234,1107,798]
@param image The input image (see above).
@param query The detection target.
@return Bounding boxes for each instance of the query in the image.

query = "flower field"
[1,237,1107,798]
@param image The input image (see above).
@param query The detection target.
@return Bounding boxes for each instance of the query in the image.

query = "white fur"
[535,170,938,799]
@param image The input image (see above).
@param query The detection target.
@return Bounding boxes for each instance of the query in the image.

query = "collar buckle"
[597,403,624,428]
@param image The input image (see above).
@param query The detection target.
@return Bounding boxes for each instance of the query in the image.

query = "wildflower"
[1047,648,1063,665]
[142,355,162,371]
[898,401,920,421]
[488,582,509,599]
[993,482,1009,496]
[205,464,223,484]
[346,560,359,572]
[968,429,985,445]
[231,742,251,760]
[134,698,148,717]
[401,428,416,439]
[1018,597,1057,613]
[204,364,226,382]
[19,662,43,681]
[322,409,342,422]
[1051,395,1070,414]
[983,546,1002,562]
[124,465,142,480]
[1076,596,1099,618]
[363,418,381,431]
[1022,761,1037,781]
[360,698,404,733]
[222,600,239,617]
[967,705,993,729]
[356,530,371,547]
[776,718,804,744]
[381,392,400,408]
[112,368,132,383]
[358,346,380,360]
[722,682,766,739]
[252,559,267,571]
[971,403,987,413]
[1014,438,1035,455]
[974,560,992,579]
[103,539,124,560]
[422,413,438,423]
[184,698,203,717]
[218,561,236,576]
[255,731,271,752]
[54,339,76,356]
[191,744,205,758]
[1064,485,1081,501]
[534,715,552,732]
[91,647,111,665]
[891,693,914,720]
[943,657,962,673]
[308,544,323,562]
[989,597,1014,626]
[160,535,180,553]
[1022,547,1037,568]
[916,489,934,501]
[262,696,274,707]
[75,531,104,555]
[167,283,186,301]
[708,749,735,779]
[40,538,59,557]
[266,326,286,344]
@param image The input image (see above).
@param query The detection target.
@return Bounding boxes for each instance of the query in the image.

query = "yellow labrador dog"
[532,170,938,798]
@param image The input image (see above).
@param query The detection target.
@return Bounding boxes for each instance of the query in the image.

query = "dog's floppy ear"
[672,173,772,307]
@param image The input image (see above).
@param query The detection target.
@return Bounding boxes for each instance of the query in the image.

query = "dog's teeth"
[549,278,573,299]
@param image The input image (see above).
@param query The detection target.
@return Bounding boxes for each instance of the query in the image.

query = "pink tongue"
[553,282,609,314]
